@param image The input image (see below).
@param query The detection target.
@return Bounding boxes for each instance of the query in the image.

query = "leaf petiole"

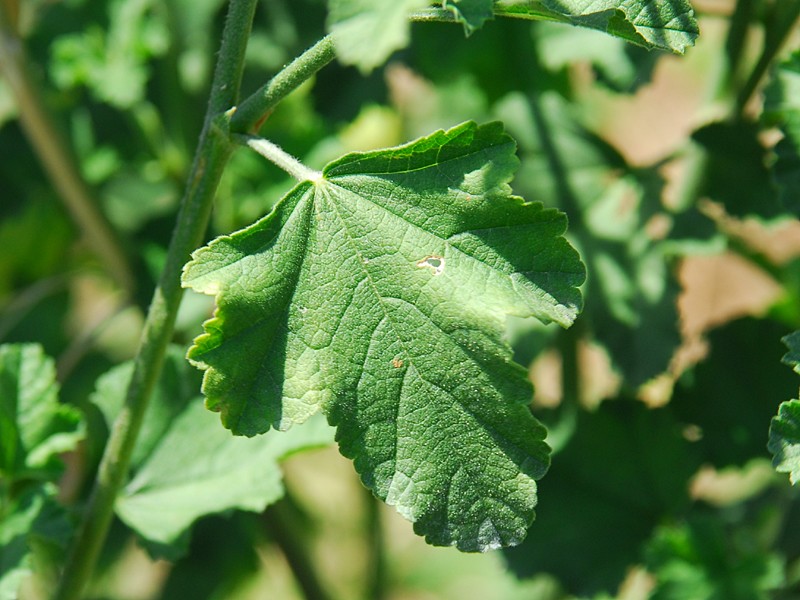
[237,134,322,183]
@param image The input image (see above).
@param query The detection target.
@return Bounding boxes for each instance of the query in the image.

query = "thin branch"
[52,0,259,597]
[263,498,334,600]
[0,6,136,297]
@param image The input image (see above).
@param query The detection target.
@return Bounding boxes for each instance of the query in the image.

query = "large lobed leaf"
[769,331,800,484]
[183,121,585,551]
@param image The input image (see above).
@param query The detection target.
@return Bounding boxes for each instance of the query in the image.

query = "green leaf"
[494,0,699,54]
[0,485,72,600]
[444,0,495,34]
[769,399,800,485]
[768,331,800,484]
[645,517,785,599]
[183,121,585,551]
[532,21,657,92]
[495,92,680,387]
[0,344,83,482]
[92,347,334,558]
[781,330,800,374]
[326,0,430,73]
[49,0,169,108]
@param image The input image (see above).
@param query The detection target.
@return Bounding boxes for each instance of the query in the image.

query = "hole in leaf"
[416,255,445,275]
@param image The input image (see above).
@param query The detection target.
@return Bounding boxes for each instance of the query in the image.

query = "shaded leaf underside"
[183,121,585,550]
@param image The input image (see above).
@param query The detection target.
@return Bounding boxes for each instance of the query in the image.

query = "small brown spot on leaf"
[392,358,404,368]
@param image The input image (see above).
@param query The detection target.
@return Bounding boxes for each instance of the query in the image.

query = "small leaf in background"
[49,0,169,108]
[644,516,785,599]
[0,485,73,600]
[443,0,494,35]
[532,21,657,92]
[0,344,83,482]
[0,345,82,599]
[91,347,334,558]
[782,330,800,374]
[768,331,800,484]
[494,0,699,54]
[183,121,585,551]
[326,0,430,73]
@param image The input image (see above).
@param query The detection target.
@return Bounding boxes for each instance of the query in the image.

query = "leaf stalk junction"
[238,134,322,182]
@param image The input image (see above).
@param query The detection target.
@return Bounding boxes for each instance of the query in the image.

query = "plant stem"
[0,6,135,297]
[229,8,466,136]
[724,0,756,95]
[263,498,334,600]
[364,488,386,600]
[239,134,322,181]
[52,1,258,598]
[230,35,337,134]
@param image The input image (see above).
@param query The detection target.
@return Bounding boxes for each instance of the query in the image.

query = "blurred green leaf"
[183,121,585,551]
[326,0,430,73]
[0,485,72,600]
[532,21,657,92]
[496,91,680,387]
[494,0,699,54]
[92,347,334,558]
[645,516,785,600]
[444,0,494,34]
[0,200,73,298]
[0,344,83,482]
[49,0,169,108]
[0,345,80,600]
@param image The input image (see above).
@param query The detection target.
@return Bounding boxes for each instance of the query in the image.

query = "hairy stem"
[239,134,322,182]
[230,35,337,134]
[0,6,135,297]
[52,1,258,597]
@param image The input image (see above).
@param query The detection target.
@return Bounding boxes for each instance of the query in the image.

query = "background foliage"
[2,0,800,598]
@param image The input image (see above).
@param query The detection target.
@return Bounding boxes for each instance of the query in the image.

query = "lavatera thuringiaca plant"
[181,121,586,551]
